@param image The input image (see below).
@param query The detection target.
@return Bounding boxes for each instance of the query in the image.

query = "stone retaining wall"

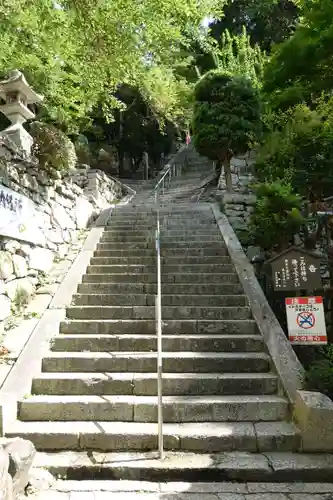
[0,136,125,330]
[217,151,256,232]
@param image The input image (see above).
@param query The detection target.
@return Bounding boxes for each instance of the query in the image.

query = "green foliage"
[11,287,30,314]
[192,70,261,162]
[255,103,333,201]
[86,84,178,175]
[304,345,333,400]
[248,181,304,251]
[263,0,333,110]
[31,122,77,177]
[0,0,224,131]
[213,28,267,88]
[210,0,299,52]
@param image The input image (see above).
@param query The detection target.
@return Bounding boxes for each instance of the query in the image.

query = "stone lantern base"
[0,124,33,156]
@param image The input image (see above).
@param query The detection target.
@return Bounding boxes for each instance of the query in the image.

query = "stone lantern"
[0,70,43,155]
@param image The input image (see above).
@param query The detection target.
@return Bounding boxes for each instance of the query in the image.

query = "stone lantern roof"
[0,70,44,155]
[0,70,43,105]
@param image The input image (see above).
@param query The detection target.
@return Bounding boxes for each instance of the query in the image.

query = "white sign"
[285,296,327,345]
[0,184,45,245]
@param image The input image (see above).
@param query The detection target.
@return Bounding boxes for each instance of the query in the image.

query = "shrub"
[304,345,333,401]
[31,122,77,177]
[248,180,304,251]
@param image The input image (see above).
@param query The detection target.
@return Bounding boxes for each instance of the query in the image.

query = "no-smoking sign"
[285,296,327,345]
[296,311,315,329]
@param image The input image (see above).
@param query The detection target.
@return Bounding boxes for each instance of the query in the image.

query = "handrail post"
[151,143,187,461]
[155,191,164,460]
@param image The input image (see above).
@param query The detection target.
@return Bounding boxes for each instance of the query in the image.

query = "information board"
[285,296,327,345]
[269,248,322,291]
[0,184,45,245]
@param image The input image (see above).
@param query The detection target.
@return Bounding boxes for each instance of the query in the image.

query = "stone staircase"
[6,199,299,454]
[2,149,305,482]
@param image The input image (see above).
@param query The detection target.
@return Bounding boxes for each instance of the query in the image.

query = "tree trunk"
[223,156,233,193]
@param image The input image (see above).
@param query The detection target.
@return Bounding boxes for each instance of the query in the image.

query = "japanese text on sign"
[0,184,45,245]
[285,296,327,345]
[270,248,322,292]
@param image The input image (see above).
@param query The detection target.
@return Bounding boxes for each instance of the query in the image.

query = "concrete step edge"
[6,422,300,454]
[22,448,333,486]
[32,371,277,381]
[42,351,270,359]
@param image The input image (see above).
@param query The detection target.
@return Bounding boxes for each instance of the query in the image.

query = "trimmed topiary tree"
[192,70,261,191]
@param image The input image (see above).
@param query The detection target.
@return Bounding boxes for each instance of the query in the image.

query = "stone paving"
[26,481,333,500]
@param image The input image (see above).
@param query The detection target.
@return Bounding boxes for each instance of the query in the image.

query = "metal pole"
[155,192,164,460]
[144,152,149,181]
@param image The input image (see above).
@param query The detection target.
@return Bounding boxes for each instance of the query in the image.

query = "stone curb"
[211,204,304,403]
[211,204,333,453]
[44,480,333,494]
[30,450,333,483]
[0,192,135,437]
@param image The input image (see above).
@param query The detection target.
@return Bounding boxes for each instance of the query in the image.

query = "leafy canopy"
[255,102,333,202]
[209,0,299,52]
[211,27,267,89]
[0,0,224,131]
[192,70,261,162]
[263,0,333,110]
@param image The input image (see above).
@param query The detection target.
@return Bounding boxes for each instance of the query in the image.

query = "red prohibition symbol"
[297,311,316,329]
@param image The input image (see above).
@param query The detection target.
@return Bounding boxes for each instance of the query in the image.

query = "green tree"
[211,28,267,88]
[0,0,223,131]
[192,70,261,191]
[263,0,333,110]
[85,85,177,176]
[210,0,299,52]
[255,103,333,202]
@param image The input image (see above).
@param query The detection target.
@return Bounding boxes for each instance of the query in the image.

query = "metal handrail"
[153,143,187,459]
[154,145,187,200]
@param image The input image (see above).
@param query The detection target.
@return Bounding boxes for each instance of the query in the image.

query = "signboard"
[268,247,322,291]
[285,296,327,345]
[0,184,45,245]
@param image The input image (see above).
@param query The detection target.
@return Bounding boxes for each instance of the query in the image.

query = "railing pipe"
[155,197,163,459]
[152,143,187,460]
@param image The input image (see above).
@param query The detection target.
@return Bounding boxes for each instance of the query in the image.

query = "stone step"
[95,247,229,257]
[6,422,300,453]
[113,206,211,212]
[50,333,263,353]
[100,235,223,243]
[90,256,231,265]
[108,213,213,219]
[107,222,219,229]
[71,293,247,307]
[28,449,333,481]
[18,394,288,422]
[77,283,244,295]
[32,371,278,396]
[60,319,258,335]
[108,217,215,224]
[86,264,235,274]
[103,230,219,237]
[82,273,239,284]
[65,306,251,320]
[96,241,225,250]
[41,351,269,373]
